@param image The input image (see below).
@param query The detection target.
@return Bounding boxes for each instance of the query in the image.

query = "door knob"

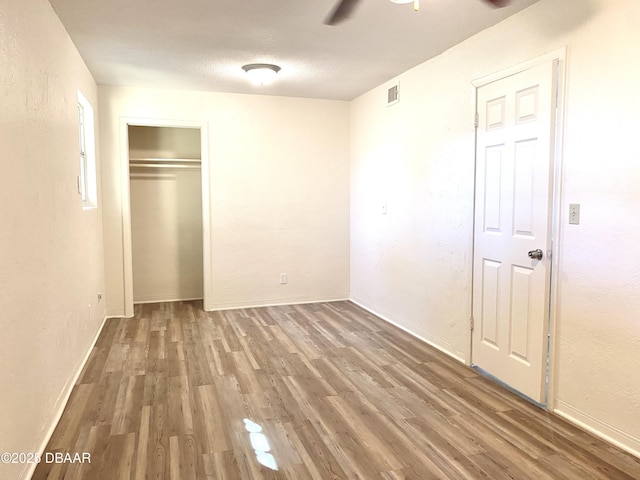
[528,249,543,260]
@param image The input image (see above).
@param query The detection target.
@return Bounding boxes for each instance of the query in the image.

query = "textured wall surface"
[99,87,350,314]
[350,0,640,456]
[0,1,105,478]
[1,1,638,476]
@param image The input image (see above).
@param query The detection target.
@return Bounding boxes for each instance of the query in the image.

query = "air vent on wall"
[387,83,399,106]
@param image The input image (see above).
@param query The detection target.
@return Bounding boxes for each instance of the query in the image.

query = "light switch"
[569,203,580,225]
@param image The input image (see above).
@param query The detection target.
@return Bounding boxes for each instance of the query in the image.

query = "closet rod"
[130,163,201,169]
[129,157,201,169]
[129,157,200,163]
[130,157,200,163]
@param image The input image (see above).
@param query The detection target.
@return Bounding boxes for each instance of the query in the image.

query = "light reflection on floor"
[243,418,279,471]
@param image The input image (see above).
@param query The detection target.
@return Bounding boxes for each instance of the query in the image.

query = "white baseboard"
[349,297,467,364]
[107,296,351,317]
[555,400,640,460]
[134,296,203,304]
[22,315,108,480]
[133,295,204,304]
[208,297,350,312]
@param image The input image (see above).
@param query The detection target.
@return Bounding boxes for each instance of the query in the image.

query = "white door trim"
[469,47,567,410]
[119,117,213,317]
[471,47,567,89]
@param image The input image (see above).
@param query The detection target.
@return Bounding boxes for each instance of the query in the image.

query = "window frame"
[77,91,97,209]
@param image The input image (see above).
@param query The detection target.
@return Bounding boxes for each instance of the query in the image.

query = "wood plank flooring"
[33,301,640,479]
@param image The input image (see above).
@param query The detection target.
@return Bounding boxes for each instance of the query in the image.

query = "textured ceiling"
[49,0,540,101]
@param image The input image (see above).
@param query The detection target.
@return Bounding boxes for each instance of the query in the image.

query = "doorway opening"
[120,119,211,317]
[129,126,203,304]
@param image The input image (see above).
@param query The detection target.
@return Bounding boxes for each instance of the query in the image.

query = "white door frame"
[120,117,212,317]
[469,47,567,409]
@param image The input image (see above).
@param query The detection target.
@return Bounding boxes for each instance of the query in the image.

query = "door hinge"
[77,176,82,195]
[470,316,475,331]
[474,112,479,129]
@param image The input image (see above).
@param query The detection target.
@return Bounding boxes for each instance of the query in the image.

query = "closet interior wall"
[128,126,203,303]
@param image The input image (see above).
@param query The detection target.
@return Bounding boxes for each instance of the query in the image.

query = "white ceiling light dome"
[242,63,281,86]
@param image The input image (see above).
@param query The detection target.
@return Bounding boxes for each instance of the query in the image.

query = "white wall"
[3,1,634,474]
[350,0,640,456]
[100,87,350,314]
[129,126,204,302]
[0,1,105,478]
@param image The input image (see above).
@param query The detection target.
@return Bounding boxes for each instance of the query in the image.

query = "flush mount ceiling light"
[390,0,419,10]
[242,63,281,86]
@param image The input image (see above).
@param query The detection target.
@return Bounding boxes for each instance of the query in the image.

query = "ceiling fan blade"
[325,0,362,26]
[481,0,511,7]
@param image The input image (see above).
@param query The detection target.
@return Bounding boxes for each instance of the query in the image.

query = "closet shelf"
[129,157,201,169]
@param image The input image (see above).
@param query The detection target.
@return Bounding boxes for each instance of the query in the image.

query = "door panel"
[513,139,536,236]
[472,60,557,403]
[481,259,501,348]
[510,264,533,363]
[483,146,504,233]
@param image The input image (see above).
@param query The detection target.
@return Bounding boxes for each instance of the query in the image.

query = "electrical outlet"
[280,273,287,284]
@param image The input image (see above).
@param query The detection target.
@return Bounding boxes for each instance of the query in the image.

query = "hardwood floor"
[33,301,640,479]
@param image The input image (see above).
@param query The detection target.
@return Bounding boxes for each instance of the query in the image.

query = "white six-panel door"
[472,60,557,404]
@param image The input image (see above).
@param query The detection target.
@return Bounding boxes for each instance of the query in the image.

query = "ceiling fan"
[325,0,511,26]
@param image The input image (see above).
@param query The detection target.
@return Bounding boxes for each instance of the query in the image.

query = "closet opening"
[128,125,204,305]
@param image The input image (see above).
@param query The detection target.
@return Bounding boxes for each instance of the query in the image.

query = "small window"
[77,91,97,209]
